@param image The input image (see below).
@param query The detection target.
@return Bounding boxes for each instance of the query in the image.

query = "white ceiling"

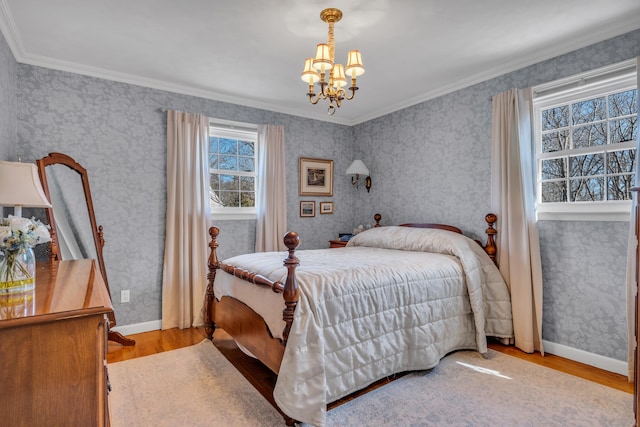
[1,0,639,126]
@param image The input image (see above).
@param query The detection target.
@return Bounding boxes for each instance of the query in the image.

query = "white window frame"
[533,60,637,221]
[209,121,259,221]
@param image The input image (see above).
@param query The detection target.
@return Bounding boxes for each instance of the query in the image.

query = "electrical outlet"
[121,289,130,303]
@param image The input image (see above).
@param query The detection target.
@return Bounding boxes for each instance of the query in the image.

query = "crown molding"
[352,19,640,125]
[0,0,25,59]
[1,0,639,127]
[15,52,355,126]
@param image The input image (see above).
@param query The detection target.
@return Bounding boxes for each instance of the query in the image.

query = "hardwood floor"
[106,327,208,362]
[487,339,633,394]
[107,327,633,402]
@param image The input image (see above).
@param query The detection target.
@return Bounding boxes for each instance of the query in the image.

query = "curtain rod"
[158,108,258,132]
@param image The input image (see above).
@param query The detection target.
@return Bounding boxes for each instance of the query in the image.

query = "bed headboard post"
[281,231,300,345]
[374,213,382,227]
[484,213,498,265]
[205,226,220,340]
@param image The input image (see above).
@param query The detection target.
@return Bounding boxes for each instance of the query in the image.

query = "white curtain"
[626,56,640,380]
[491,88,544,354]
[161,110,211,329]
[255,125,287,252]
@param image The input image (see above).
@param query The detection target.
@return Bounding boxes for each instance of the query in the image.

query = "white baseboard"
[109,325,628,376]
[542,340,628,376]
[111,320,162,336]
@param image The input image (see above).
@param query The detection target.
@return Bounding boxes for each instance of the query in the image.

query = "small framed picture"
[300,201,315,217]
[299,157,334,196]
[319,201,334,214]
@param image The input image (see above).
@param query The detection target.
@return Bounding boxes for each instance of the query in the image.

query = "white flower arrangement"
[0,216,51,291]
[0,215,51,251]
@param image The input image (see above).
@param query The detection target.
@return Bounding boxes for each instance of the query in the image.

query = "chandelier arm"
[344,85,359,101]
[308,92,322,105]
[309,81,331,104]
[328,98,339,115]
[319,80,330,99]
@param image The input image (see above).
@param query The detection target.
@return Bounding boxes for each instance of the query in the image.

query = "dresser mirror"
[36,152,134,346]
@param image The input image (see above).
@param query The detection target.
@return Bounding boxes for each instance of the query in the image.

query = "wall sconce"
[346,160,371,193]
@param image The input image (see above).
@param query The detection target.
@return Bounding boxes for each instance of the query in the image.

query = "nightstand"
[329,239,348,248]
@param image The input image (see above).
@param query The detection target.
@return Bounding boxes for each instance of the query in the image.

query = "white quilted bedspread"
[213,226,513,426]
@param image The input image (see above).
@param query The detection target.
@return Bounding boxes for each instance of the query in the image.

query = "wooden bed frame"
[204,213,498,423]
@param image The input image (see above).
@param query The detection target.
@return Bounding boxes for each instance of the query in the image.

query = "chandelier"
[301,8,365,115]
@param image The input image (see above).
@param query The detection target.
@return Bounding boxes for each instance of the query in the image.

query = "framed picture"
[299,157,333,196]
[300,201,315,217]
[319,201,334,214]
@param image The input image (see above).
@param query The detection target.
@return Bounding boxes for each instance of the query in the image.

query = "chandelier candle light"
[301,8,365,115]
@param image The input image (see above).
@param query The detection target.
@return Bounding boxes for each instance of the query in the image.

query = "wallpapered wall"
[4,27,639,363]
[0,28,16,161]
[15,65,355,326]
[351,29,640,361]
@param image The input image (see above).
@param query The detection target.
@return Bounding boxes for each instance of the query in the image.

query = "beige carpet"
[108,340,633,427]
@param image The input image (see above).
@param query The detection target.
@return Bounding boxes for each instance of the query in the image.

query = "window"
[209,124,258,219]
[533,61,637,221]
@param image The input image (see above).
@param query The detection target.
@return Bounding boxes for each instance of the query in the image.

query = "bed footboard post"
[281,231,300,345]
[484,213,498,265]
[205,226,220,340]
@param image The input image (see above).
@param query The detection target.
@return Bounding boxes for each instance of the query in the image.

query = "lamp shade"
[0,161,52,216]
[332,64,347,89]
[312,43,333,72]
[346,160,369,176]
[301,58,321,84]
[345,50,365,77]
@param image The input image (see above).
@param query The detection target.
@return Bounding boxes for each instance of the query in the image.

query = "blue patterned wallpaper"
[0,28,15,162]
[5,26,640,363]
[352,29,640,361]
[15,65,354,325]
[539,221,629,360]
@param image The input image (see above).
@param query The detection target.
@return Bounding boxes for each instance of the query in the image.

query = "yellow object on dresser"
[0,259,113,427]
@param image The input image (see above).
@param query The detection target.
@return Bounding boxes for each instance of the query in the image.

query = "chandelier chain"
[328,22,335,64]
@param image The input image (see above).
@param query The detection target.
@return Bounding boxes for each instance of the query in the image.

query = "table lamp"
[0,161,52,217]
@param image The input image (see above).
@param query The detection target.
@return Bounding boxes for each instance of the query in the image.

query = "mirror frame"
[36,152,134,346]
[36,153,107,279]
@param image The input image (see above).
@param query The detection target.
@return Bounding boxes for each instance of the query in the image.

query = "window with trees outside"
[209,125,258,219]
[533,64,637,221]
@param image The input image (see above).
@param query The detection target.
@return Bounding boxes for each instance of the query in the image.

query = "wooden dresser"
[0,260,113,427]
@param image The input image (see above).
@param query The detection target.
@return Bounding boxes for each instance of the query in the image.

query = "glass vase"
[0,247,36,294]
[0,288,35,319]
